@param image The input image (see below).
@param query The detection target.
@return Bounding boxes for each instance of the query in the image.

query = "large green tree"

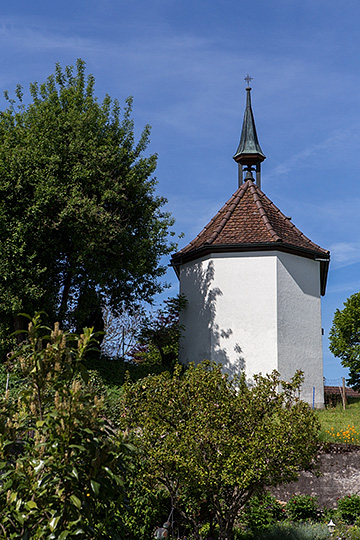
[329,291,360,389]
[121,362,320,540]
[0,59,176,352]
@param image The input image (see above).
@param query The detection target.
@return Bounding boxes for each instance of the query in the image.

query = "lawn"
[317,398,360,444]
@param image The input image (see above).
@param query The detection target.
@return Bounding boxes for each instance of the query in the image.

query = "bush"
[241,493,285,531]
[337,495,360,524]
[333,523,360,539]
[286,495,320,522]
[0,314,131,538]
[255,521,330,540]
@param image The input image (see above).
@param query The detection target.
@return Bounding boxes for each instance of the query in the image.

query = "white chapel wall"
[276,252,324,407]
[179,250,325,407]
[179,252,279,378]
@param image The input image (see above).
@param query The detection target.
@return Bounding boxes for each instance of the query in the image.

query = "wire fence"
[324,377,345,387]
[323,377,360,408]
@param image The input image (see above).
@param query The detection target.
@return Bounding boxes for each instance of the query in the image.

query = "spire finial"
[233,78,266,189]
[244,74,253,88]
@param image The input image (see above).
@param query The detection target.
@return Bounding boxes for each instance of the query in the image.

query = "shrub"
[285,494,320,522]
[255,521,330,540]
[333,523,360,539]
[337,495,360,524]
[0,313,131,538]
[241,493,285,531]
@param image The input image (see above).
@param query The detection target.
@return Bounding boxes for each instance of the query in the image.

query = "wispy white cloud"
[0,23,97,52]
[329,242,360,268]
[267,127,357,178]
[327,279,360,295]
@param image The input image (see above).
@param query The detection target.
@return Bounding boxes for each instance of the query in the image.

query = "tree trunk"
[58,272,72,325]
[218,517,235,540]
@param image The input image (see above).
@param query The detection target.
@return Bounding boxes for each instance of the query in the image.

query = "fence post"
[342,377,347,410]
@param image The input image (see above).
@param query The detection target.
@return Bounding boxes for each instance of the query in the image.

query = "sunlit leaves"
[0,315,130,537]
[0,59,177,352]
[329,292,360,389]
[121,362,320,540]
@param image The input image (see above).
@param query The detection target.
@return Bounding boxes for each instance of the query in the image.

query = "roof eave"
[171,242,330,295]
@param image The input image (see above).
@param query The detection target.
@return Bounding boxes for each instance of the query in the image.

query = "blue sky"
[2,0,360,381]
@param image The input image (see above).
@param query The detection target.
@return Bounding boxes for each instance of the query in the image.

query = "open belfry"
[171,76,330,407]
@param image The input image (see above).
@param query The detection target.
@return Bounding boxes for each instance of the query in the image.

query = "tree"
[129,294,187,366]
[0,59,176,354]
[101,302,145,359]
[329,292,360,389]
[120,362,320,540]
[0,313,131,538]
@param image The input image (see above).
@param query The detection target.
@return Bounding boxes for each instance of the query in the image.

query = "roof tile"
[175,179,329,257]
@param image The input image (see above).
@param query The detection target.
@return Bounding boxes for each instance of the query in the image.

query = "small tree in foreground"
[121,362,320,540]
[0,314,131,539]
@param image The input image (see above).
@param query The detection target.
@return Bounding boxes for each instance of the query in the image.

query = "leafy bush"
[333,523,360,539]
[337,495,360,524]
[286,495,320,522]
[0,313,131,539]
[241,493,285,531]
[254,521,330,540]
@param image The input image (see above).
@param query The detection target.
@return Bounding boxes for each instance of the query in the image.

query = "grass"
[316,398,360,444]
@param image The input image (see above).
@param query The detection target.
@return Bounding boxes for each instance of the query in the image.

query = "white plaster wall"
[276,253,324,407]
[179,253,279,378]
[179,250,324,407]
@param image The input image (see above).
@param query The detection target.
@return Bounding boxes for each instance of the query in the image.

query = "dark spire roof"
[233,86,266,163]
[171,179,330,295]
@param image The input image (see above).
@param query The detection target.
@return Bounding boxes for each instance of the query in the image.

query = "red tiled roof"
[171,179,330,293]
[324,386,360,398]
[174,179,329,256]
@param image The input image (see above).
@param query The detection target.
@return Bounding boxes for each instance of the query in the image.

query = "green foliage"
[120,362,320,540]
[122,456,172,539]
[240,493,285,531]
[85,353,176,427]
[337,495,360,524]
[333,523,360,540]
[252,521,330,540]
[285,495,320,522]
[329,292,360,389]
[0,313,131,538]
[0,59,176,352]
[130,294,187,366]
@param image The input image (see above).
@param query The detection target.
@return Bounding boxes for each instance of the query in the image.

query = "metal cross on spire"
[244,74,253,87]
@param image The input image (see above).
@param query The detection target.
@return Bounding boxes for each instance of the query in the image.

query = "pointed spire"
[233,76,266,189]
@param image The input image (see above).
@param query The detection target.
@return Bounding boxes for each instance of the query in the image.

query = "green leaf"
[79,363,89,384]
[90,479,100,495]
[25,500,38,510]
[34,460,45,474]
[49,515,60,532]
[9,491,17,504]
[70,494,82,509]
[71,467,79,480]
[69,444,86,452]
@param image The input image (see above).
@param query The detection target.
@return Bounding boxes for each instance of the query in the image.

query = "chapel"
[171,78,330,407]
